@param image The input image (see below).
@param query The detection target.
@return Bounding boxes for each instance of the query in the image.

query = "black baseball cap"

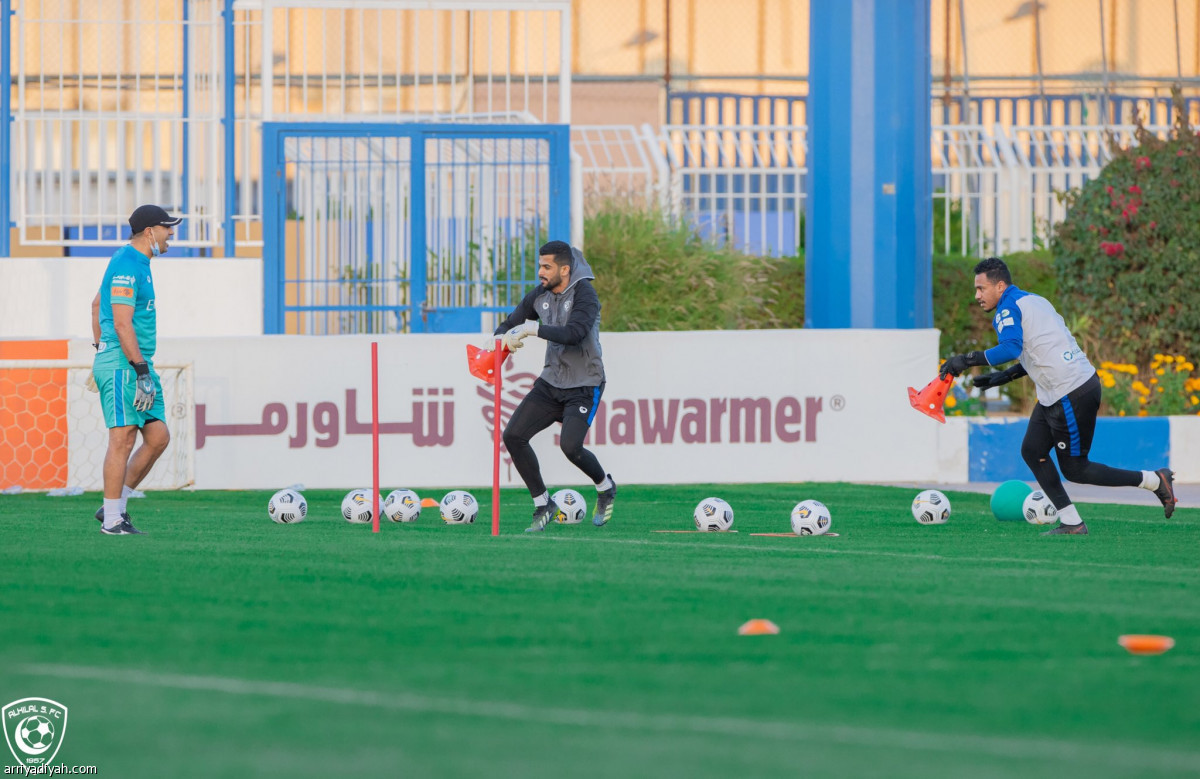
[129,204,183,235]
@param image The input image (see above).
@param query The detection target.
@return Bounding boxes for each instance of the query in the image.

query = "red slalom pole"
[371,341,380,534]
[492,337,502,536]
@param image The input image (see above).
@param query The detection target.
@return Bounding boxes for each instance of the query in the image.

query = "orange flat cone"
[908,373,955,424]
[1118,634,1175,655]
[738,619,780,636]
[420,497,439,508]
[466,343,510,385]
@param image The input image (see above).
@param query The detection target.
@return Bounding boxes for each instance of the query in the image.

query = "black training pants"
[1020,373,1142,509]
[502,377,606,497]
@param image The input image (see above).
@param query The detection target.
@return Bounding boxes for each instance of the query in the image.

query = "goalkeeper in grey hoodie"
[494,240,616,532]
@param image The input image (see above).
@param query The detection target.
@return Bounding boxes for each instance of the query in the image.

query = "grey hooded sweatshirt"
[493,246,605,389]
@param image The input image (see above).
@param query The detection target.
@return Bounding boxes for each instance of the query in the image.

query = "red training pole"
[371,341,380,534]
[492,337,502,536]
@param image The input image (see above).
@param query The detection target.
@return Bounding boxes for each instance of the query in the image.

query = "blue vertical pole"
[222,0,236,257]
[805,0,931,328]
[409,129,426,333]
[1,0,12,258]
[548,125,570,243]
[260,123,282,333]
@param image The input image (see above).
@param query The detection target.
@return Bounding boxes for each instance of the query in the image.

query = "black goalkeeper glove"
[970,372,1007,390]
[939,351,987,378]
[972,364,1028,390]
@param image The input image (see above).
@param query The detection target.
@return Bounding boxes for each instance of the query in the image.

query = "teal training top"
[94,245,157,369]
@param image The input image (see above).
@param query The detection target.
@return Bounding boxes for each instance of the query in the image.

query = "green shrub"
[1053,90,1200,366]
[583,202,1052,362]
[584,202,786,331]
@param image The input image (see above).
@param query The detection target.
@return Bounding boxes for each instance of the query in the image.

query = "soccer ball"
[1023,490,1058,525]
[911,489,951,525]
[341,489,378,524]
[383,489,421,523]
[693,497,734,532]
[268,488,307,524]
[551,488,587,524]
[791,499,832,536]
[440,490,478,524]
[19,715,54,750]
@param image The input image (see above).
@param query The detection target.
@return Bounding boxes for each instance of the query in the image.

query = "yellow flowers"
[1099,361,1138,375]
[1150,353,1194,373]
[1102,353,1197,416]
[945,394,957,409]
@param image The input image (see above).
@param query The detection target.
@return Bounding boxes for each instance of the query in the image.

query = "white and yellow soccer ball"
[551,488,588,524]
[268,488,308,524]
[1022,490,1058,525]
[440,490,478,524]
[383,489,421,523]
[341,489,378,524]
[911,489,951,525]
[693,497,735,532]
[791,499,832,536]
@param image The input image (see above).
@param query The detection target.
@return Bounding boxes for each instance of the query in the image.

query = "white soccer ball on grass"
[440,490,479,524]
[342,489,379,524]
[790,499,832,536]
[551,488,587,524]
[693,497,735,532]
[384,489,422,523]
[1022,490,1058,525]
[268,488,308,524]
[911,489,951,525]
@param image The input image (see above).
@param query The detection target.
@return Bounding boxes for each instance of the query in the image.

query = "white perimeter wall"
[67,329,944,490]
[0,257,262,338]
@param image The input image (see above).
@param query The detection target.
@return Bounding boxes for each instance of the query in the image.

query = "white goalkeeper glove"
[130,361,156,412]
[502,320,540,352]
[85,370,99,393]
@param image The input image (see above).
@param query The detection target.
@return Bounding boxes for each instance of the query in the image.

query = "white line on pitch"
[531,535,1200,576]
[15,663,1200,772]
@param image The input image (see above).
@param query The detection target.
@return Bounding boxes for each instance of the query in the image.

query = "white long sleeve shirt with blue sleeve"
[983,285,1095,406]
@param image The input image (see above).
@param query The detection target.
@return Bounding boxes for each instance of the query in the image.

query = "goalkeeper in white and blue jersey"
[90,205,182,535]
[939,258,1177,535]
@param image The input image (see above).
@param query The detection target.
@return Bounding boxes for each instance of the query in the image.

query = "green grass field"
[1,483,1198,778]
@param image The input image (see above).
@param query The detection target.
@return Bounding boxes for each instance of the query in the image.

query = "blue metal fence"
[668,91,808,126]
[261,123,569,335]
[670,89,1200,129]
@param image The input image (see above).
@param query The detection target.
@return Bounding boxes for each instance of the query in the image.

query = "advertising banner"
[144,329,940,490]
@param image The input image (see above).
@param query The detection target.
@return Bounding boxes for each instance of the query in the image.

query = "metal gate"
[261,123,569,334]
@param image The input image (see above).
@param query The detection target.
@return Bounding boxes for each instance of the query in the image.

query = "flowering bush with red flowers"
[1053,89,1200,366]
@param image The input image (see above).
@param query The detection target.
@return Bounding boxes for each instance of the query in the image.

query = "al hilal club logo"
[3,698,68,768]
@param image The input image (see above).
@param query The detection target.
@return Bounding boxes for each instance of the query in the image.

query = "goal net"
[0,361,195,491]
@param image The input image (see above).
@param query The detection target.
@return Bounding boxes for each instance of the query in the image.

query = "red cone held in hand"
[466,343,510,385]
[908,373,955,424]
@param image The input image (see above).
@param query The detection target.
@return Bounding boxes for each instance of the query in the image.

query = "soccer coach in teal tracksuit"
[90,205,182,535]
